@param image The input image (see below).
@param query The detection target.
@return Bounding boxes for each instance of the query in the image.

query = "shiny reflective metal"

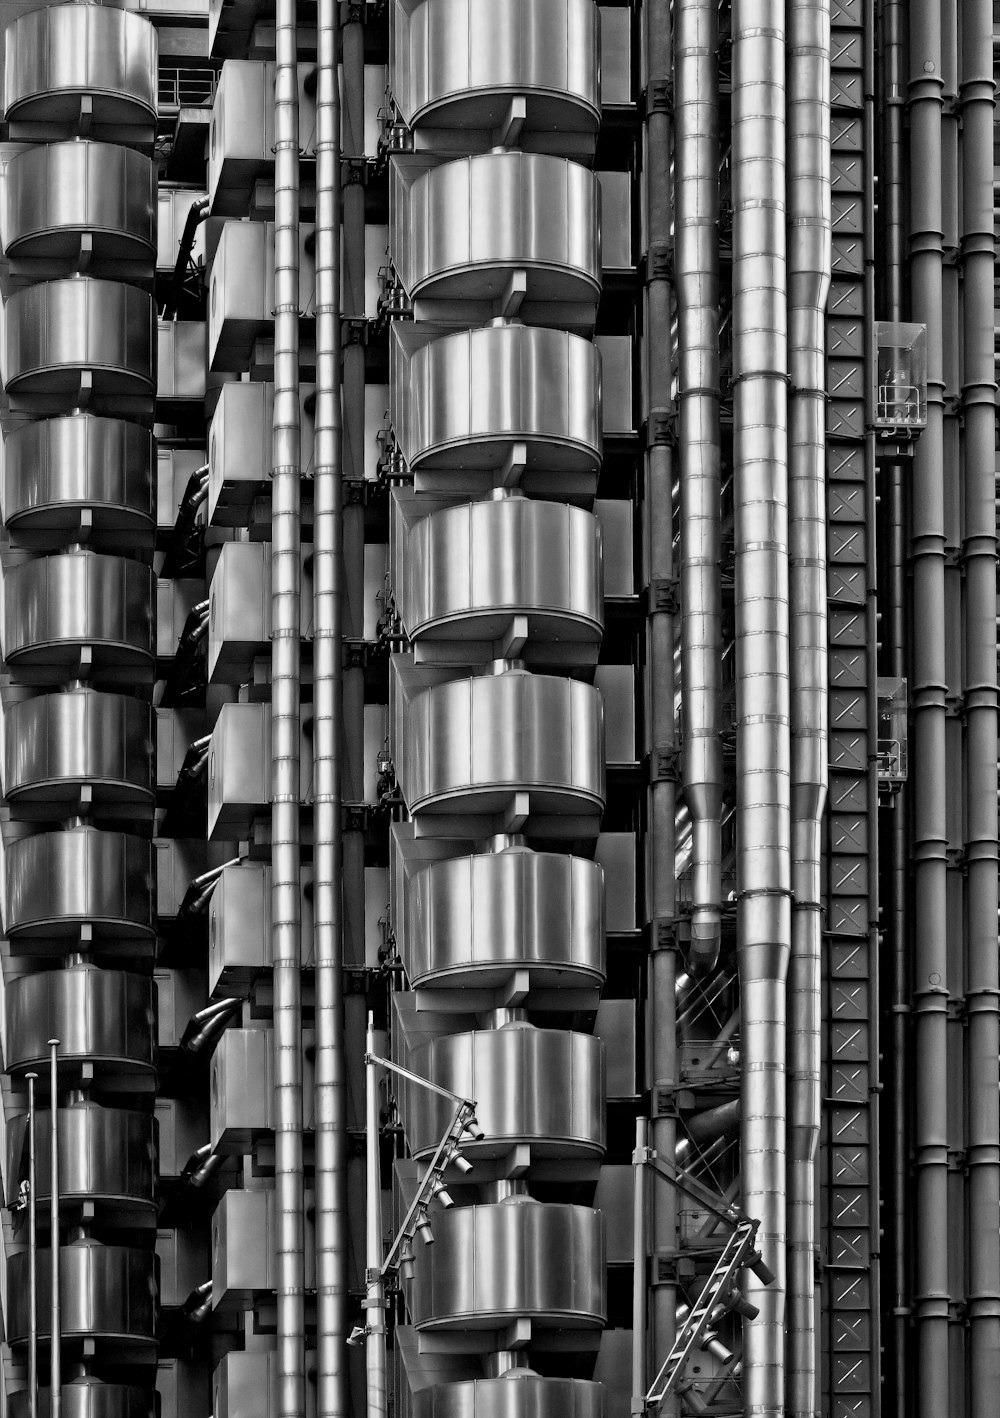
[409,1199,605,1330]
[390,0,600,142]
[6,1242,157,1347]
[405,1026,605,1160]
[4,692,155,816]
[392,152,600,326]
[393,668,605,822]
[3,552,155,678]
[4,829,155,945]
[3,6,158,134]
[8,1380,153,1418]
[402,846,605,990]
[6,1105,156,1218]
[3,142,156,269]
[5,967,155,1077]
[3,280,156,403]
[413,1376,606,1418]
[391,323,602,495]
[3,417,155,550]
[394,498,602,661]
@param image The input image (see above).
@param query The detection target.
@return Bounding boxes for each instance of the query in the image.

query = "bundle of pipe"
[785,3,830,1416]
[271,1,307,1414]
[731,5,791,1414]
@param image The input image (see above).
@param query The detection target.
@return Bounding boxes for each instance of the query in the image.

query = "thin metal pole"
[365,1017,387,1418]
[631,1118,649,1411]
[48,1040,60,1418]
[26,1072,38,1418]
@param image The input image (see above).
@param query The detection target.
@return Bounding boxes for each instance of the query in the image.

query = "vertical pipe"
[27,1072,38,1418]
[365,1019,388,1418]
[48,1041,60,1418]
[272,2,306,1414]
[785,4,830,1415]
[675,0,722,974]
[644,1,678,1402]
[731,5,790,1414]
[632,1117,649,1404]
[313,3,348,1415]
[908,4,949,1414]
[959,3,1000,1412]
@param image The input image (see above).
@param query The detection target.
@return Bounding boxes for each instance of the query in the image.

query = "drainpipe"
[732,4,790,1413]
[644,1,678,1402]
[676,0,722,975]
[313,4,348,1415]
[908,5,948,1416]
[272,1,306,1414]
[959,4,1000,1413]
[785,4,830,1415]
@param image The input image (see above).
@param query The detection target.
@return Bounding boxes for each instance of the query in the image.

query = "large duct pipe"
[675,0,722,974]
[959,5,1000,1413]
[644,1,679,1401]
[272,1,307,1414]
[785,4,830,1415]
[908,6,949,1416]
[731,4,790,1413]
[313,4,349,1415]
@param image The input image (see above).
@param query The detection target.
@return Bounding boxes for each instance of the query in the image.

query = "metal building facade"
[0,4,995,1418]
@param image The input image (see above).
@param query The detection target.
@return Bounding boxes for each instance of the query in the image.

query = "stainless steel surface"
[6,1242,157,1347]
[785,4,831,1413]
[272,3,307,1415]
[408,1200,605,1330]
[403,847,605,989]
[3,691,154,813]
[365,1021,388,1418]
[3,417,155,547]
[3,552,155,677]
[675,0,722,972]
[732,3,790,1408]
[5,967,155,1077]
[9,1381,153,1418]
[412,1376,606,1418]
[391,324,602,480]
[392,152,600,320]
[3,280,156,400]
[394,498,602,652]
[6,1106,156,1216]
[390,0,600,139]
[4,829,155,943]
[405,1026,605,1159]
[49,1041,60,1418]
[3,142,156,265]
[28,1072,39,1418]
[2,6,158,130]
[394,669,604,820]
[312,5,349,1412]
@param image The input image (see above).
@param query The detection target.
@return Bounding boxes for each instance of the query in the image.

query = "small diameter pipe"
[48,1041,60,1418]
[676,0,723,974]
[732,4,791,1412]
[27,1072,38,1418]
[313,2,349,1414]
[908,5,949,1415]
[272,0,306,1414]
[632,1118,649,1407]
[365,1018,388,1418]
[785,3,831,1414]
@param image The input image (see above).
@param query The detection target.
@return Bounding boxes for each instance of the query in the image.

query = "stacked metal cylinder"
[0,8,160,1417]
[386,2,609,1412]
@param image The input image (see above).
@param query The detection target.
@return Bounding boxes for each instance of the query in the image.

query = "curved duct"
[676,0,722,973]
[732,2,791,1409]
[785,4,831,1415]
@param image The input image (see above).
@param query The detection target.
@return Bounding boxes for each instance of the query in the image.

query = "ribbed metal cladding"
[387,2,609,1409]
[0,8,159,1418]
